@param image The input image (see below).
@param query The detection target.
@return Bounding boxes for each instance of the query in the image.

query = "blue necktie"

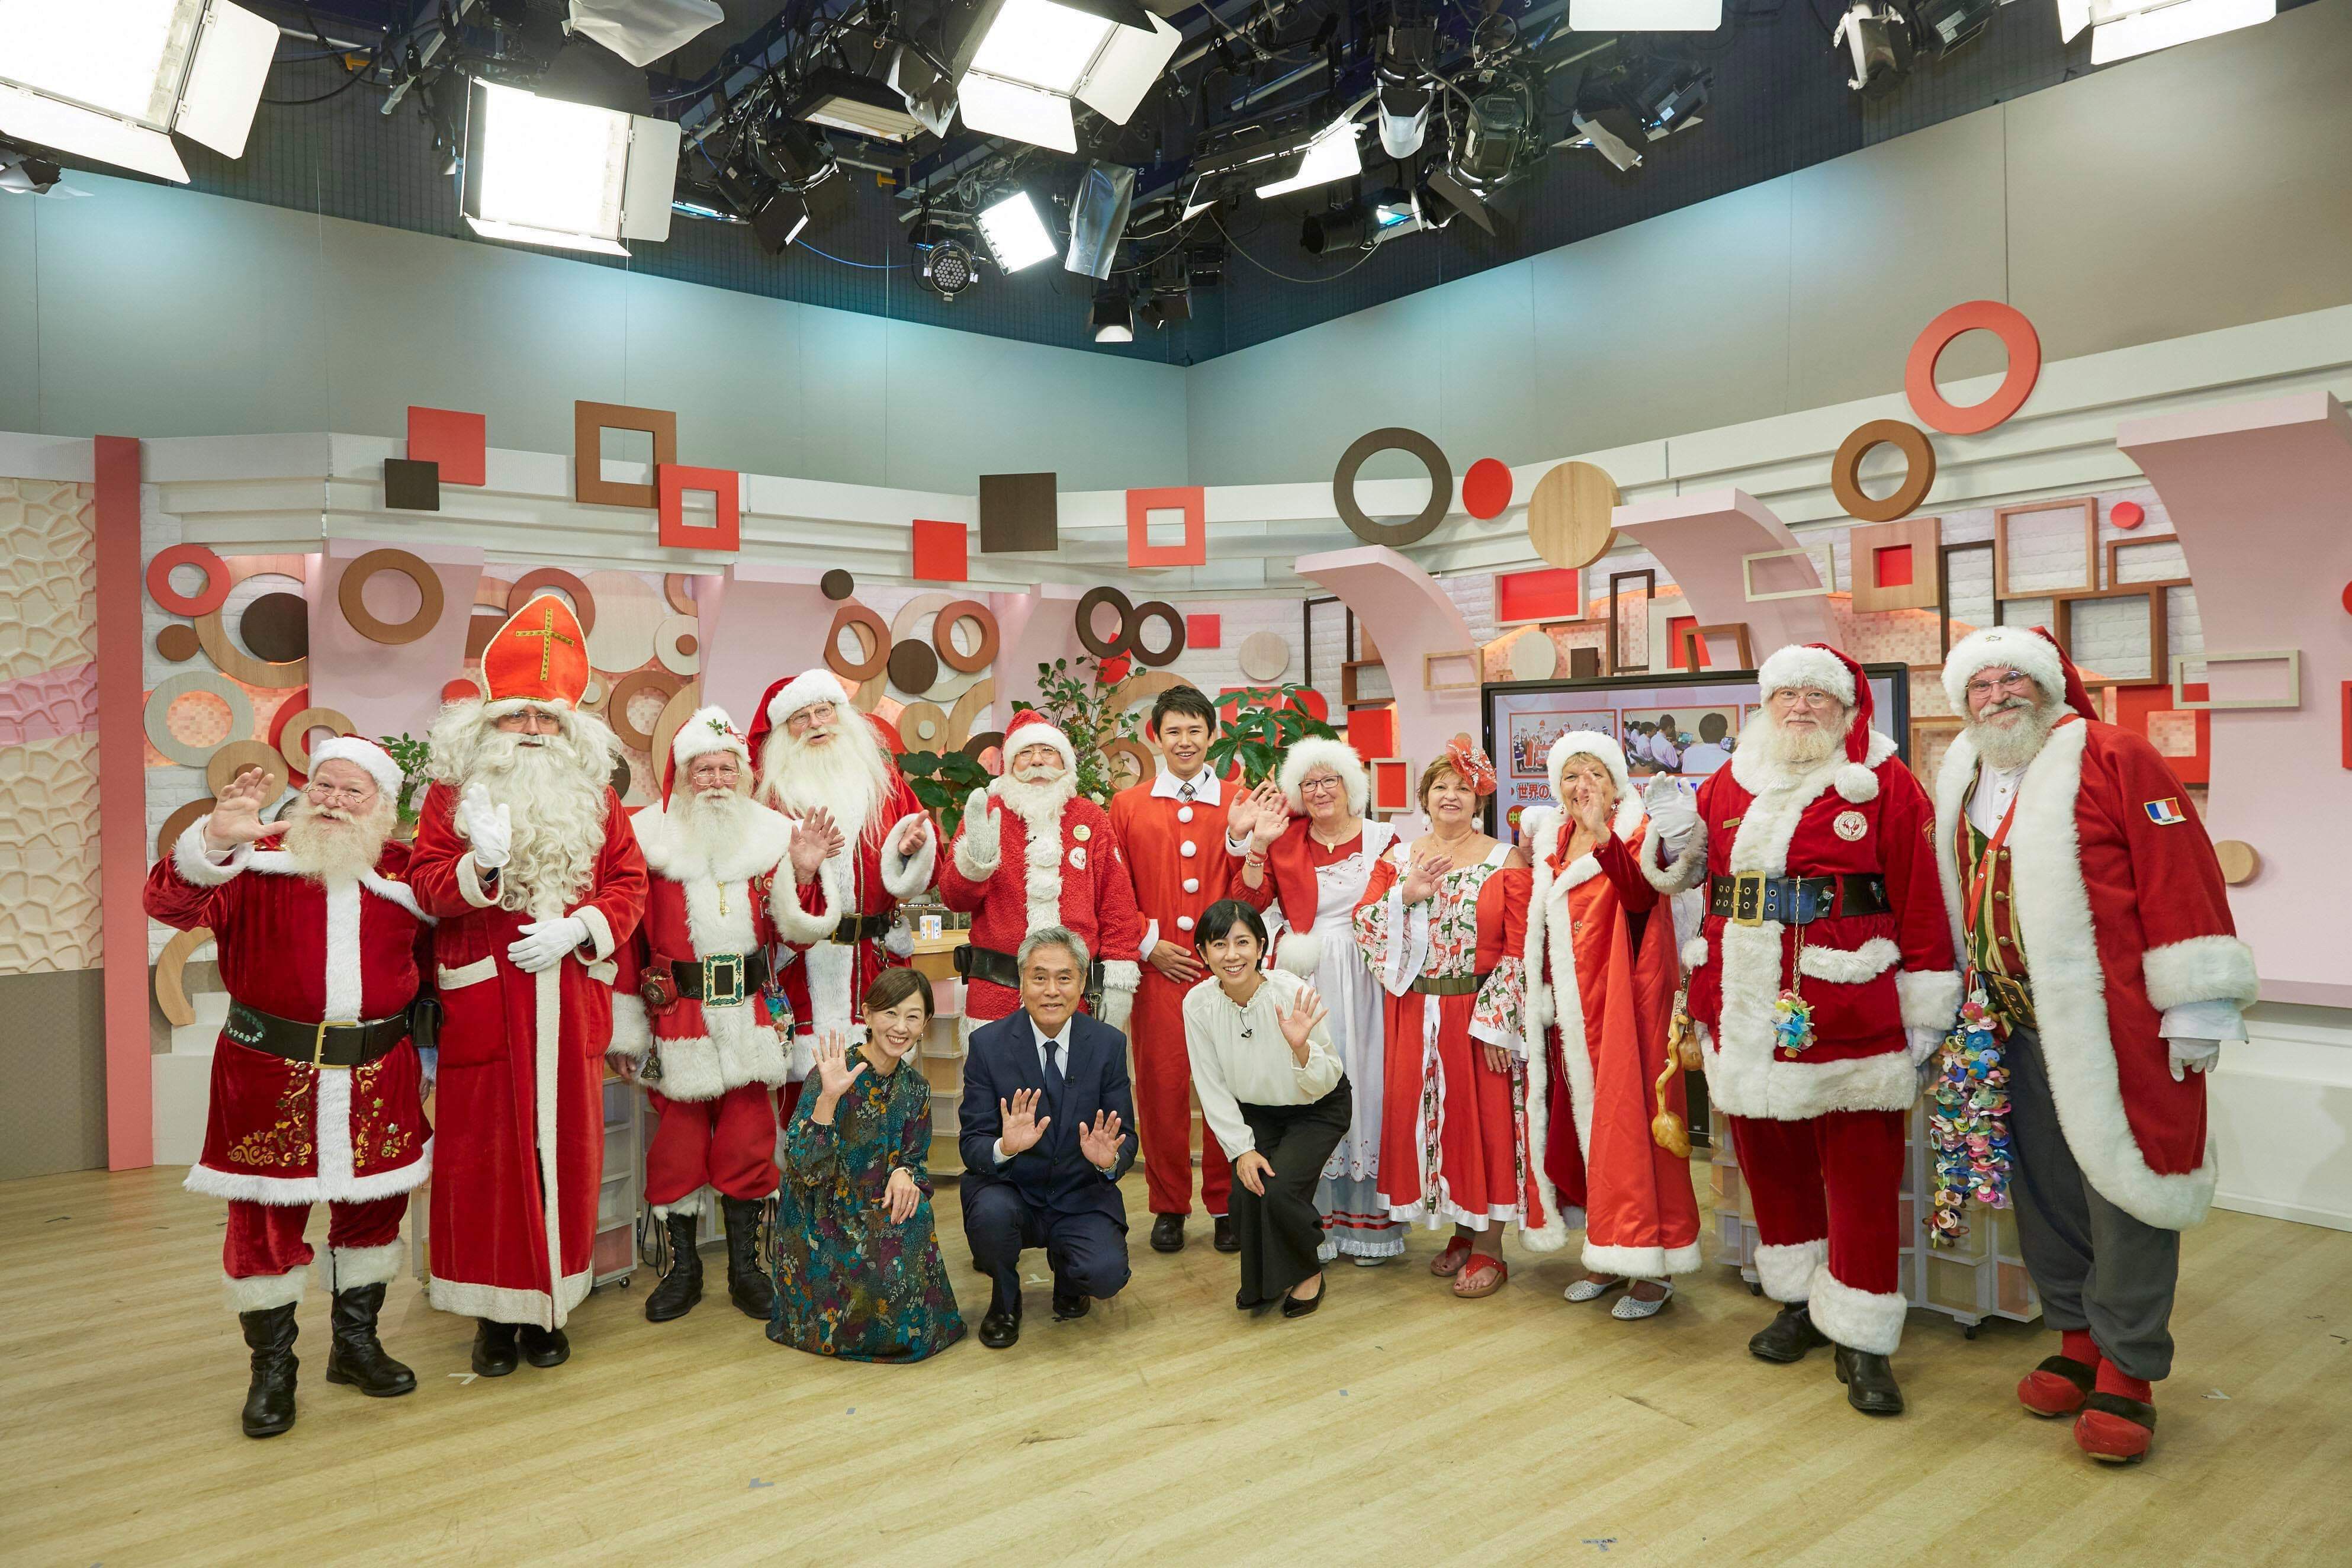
[1042,1040,1066,1114]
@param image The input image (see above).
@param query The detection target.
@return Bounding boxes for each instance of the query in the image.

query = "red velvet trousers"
[1726,1108,1905,1297]
[645,1083,782,1209]
[224,1196,406,1280]
[1133,968,1230,1217]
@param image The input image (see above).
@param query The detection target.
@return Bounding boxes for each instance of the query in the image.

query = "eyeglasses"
[304,782,377,807]
[1769,688,1842,711]
[791,702,838,728]
[1299,775,1344,794]
[1964,670,2038,700]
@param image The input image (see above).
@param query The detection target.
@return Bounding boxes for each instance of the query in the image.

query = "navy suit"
[959,1008,1137,1316]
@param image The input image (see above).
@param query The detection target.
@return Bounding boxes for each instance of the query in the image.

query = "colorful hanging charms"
[1926,988,2013,1249]
[1772,989,1816,1057]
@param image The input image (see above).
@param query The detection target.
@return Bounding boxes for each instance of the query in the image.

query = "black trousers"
[962,1182,1130,1318]
[1232,1079,1354,1309]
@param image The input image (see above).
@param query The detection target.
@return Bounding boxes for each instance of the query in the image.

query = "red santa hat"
[744,668,854,764]
[1003,709,1078,774]
[477,594,590,718]
[1758,642,1881,800]
[307,735,404,800]
[1278,736,1368,815]
[662,705,750,808]
[1942,624,2098,721]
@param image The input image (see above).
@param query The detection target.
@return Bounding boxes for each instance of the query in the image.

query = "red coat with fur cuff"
[1663,729,1959,1122]
[938,792,1145,1029]
[610,801,793,1102]
[1933,718,2253,1230]
[769,770,937,1050]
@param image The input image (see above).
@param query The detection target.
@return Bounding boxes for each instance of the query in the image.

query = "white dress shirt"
[1182,969,1343,1161]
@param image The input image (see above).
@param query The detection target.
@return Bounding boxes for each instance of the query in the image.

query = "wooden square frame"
[2171,650,2302,711]
[2054,586,2172,686]
[656,464,741,552]
[1368,757,1413,818]
[575,400,679,509]
[1993,497,2096,599]
[2103,532,2183,587]
[1937,541,1998,660]
[1849,517,1943,614]
[1423,650,1483,692]
[1672,621,1754,673]
[1741,547,1834,603]
[1606,568,1657,675]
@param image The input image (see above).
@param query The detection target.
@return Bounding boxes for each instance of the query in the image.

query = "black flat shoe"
[1150,1214,1187,1253]
[1281,1277,1325,1319]
[1749,1301,1832,1364]
[1213,1216,1239,1254]
[1834,1345,1906,1416]
[978,1310,1021,1349]
[470,1319,519,1377]
[518,1323,570,1368]
[1052,1289,1090,1322]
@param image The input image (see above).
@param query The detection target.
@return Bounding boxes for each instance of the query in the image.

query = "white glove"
[959,789,999,864]
[2167,1038,2222,1082]
[461,785,512,870]
[1642,775,1701,857]
[507,915,588,973]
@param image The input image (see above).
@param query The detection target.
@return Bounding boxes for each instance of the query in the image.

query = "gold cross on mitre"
[511,603,577,681]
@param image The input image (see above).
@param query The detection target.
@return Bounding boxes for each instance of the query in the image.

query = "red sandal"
[1452,1254,1508,1298]
[1430,1237,1472,1278]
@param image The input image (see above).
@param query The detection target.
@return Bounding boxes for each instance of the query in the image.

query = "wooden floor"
[5,1161,2349,1568]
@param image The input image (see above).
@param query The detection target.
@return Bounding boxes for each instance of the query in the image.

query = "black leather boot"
[518,1323,569,1367]
[1749,1300,1832,1364]
[1835,1345,1906,1415]
[1213,1216,1239,1254]
[721,1196,774,1321]
[323,1283,416,1397]
[237,1302,299,1438]
[1150,1214,1186,1253]
[644,1210,702,1322]
[471,1318,519,1377]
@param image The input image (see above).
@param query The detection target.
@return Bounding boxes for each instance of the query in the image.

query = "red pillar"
[94,435,153,1169]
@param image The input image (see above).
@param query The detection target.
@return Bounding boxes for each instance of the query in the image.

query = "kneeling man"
[957,926,1138,1349]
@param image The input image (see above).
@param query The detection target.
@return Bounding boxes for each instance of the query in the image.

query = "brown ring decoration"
[604,669,684,752]
[1102,737,1156,790]
[648,683,703,779]
[275,706,357,774]
[154,924,216,1028]
[1333,427,1453,548]
[508,568,597,635]
[1830,419,1938,524]
[933,600,1000,673]
[222,554,310,588]
[897,700,950,747]
[886,637,941,696]
[1127,601,1186,667]
[944,678,996,748]
[193,608,305,689]
[206,739,291,801]
[1076,586,1136,658]
[663,573,699,615]
[338,548,445,645]
[826,604,891,682]
[959,730,1006,772]
[155,797,217,865]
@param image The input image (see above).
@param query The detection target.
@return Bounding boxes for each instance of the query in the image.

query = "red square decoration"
[408,406,487,487]
[1126,486,1207,568]
[1874,544,1915,588]
[912,519,969,583]
[657,464,741,552]
[1495,567,1582,624]
[1187,613,1222,648]
[1347,705,1397,759]
[1369,758,1412,815]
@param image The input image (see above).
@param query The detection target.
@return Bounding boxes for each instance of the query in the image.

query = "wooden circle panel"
[1237,631,1290,682]
[647,682,703,786]
[507,569,597,634]
[1525,461,1620,571]
[155,798,217,864]
[206,738,291,800]
[275,706,357,774]
[338,548,444,645]
[1831,420,1938,523]
[2214,840,2260,886]
[1102,737,1155,792]
[1904,300,2042,436]
[944,679,996,748]
[154,925,216,1028]
[897,700,950,749]
[1075,587,1134,658]
[194,606,305,689]
[144,671,254,767]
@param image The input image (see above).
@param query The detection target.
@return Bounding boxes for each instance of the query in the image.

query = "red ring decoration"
[1904,301,2041,436]
[1463,458,1514,521]
[507,568,597,635]
[146,544,231,616]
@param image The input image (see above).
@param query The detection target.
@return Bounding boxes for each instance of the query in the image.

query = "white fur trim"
[766,670,852,725]
[1795,937,1902,985]
[649,1188,709,1221]
[647,1023,789,1102]
[671,706,750,770]
[427,1268,593,1329]
[357,867,432,923]
[457,852,499,909]
[1834,763,1879,804]
[1681,935,1710,969]
[173,819,249,885]
[1580,1239,1702,1280]
[573,904,617,962]
[633,798,793,885]
[537,960,570,1327]
[801,939,856,1043]
[2142,935,2260,1012]
[1547,730,1633,809]
[1757,644,1855,704]
[322,1239,406,1291]
[772,853,847,946]
[609,992,651,1060]
[223,1266,307,1313]
[308,735,403,799]
[1002,715,1078,775]
[1008,793,1068,937]
[881,813,938,900]
[1807,1264,1907,1354]
[1097,984,1134,1035]
[1641,829,1707,895]
[1101,959,1141,993]
[1752,1238,1826,1302]
[1274,930,1323,977]
[1278,737,1369,815]
[1896,968,1963,1030]
[1941,625,2066,716]
[479,695,577,721]
[1932,722,2218,1230]
[184,1136,432,1204]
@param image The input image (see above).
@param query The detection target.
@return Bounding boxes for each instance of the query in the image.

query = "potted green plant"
[1207,683,1340,786]
[895,746,994,838]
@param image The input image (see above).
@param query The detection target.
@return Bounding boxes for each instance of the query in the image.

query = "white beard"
[675,786,754,861]
[282,799,394,883]
[1967,694,2063,772]
[995,766,1077,820]
[448,729,610,912]
[1737,703,1847,777]
[760,719,890,846]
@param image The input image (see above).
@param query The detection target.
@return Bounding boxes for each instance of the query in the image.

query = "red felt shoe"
[2018,1355,2099,1418]
[2074,1393,2157,1463]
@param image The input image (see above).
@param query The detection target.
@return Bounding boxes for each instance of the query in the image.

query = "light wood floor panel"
[2,1161,2347,1567]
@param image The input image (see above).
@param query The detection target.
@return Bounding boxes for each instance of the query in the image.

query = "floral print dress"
[768,1056,966,1364]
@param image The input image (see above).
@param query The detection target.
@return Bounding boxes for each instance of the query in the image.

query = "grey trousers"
[2005,1023,2181,1380]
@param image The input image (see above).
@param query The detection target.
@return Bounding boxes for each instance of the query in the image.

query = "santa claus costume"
[751,669,937,1066]
[1935,626,2255,1463]
[1354,741,1559,1296]
[1650,643,1958,1415]
[1229,737,1406,1263]
[1519,731,1703,1310]
[610,707,799,1325]
[938,710,1144,1034]
[146,737,432,1437]
[408,595,648,1374]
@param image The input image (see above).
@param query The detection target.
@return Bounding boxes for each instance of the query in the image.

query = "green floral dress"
[767,1058,966,1363]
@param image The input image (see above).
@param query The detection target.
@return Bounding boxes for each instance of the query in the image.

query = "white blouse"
[1181,968,1343,1161]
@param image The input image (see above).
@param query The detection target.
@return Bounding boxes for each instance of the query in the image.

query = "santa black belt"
[830,913,895,944]
[955,942,1106,996]
[224,1001,410,1068]
[669,950,772,1005]
[1708,873,1890,927]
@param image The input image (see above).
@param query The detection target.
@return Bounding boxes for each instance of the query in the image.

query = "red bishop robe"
[146,822,433,1203]
[407,782,648,1330]
[1520,803,1701,1278]
[609,799,794,1101]
[1655,729,1960,1122]
[937,786,1145,1030]
[770,769,937,1053]
[1932,718,2255,1230]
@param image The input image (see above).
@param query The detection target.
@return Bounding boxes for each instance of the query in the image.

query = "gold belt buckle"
[1731,872,1766,927]
[702,953,746,1007]
[313,1020,359,1068]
